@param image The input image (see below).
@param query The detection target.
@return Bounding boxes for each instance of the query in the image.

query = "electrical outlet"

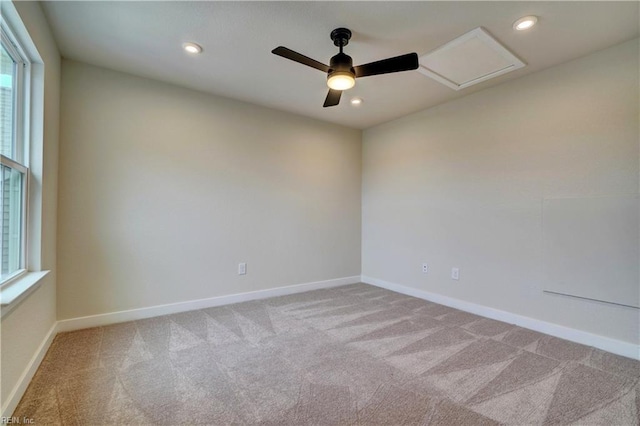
[238,262,247,275]
[422,263,429,273]
[451,267,460,280]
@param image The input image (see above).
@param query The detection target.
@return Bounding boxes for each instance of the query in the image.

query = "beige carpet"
[15,283,640,425]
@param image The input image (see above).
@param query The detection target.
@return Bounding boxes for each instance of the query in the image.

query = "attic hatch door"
[418,27,525,90]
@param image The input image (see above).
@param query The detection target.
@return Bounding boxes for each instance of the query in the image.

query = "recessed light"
[350,97,363,106]
[513,16,538,31]
[183,42,203,54]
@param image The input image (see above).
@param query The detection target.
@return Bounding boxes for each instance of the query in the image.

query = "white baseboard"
[57,276,361,333]
[1,322,57,417]
[361,275,640,360]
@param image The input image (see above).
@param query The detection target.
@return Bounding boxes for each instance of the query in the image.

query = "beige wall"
[363,39,639,344]
[0,1,60,412]
[57,60,362,320]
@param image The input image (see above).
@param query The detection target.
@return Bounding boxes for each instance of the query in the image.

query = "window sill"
[0,270,49,317]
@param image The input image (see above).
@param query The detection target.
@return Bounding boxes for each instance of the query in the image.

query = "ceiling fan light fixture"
[327,71,355,91]
[513,16,538,31]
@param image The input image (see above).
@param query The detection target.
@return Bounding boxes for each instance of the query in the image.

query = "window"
[0,24,29,284]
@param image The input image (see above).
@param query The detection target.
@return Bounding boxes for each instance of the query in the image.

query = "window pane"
[0,43,16,159]
[1,164,23,280]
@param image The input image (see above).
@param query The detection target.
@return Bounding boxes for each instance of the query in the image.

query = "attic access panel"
[418,27,525,90]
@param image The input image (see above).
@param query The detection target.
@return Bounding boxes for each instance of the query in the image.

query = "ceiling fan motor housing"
[329,52,354,74]
[327,52,355,89]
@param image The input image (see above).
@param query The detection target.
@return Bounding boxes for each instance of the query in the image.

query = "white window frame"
[0,18,31,286]
[0,155,29,283]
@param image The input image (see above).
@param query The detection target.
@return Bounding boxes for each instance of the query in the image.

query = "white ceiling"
[42,1,639,129]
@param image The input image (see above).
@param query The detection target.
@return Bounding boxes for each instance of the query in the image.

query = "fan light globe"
[327,72,356,91]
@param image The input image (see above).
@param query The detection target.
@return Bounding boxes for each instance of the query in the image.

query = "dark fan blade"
[272,46,330,73]
[354,52,419,78]
[323,89,342,107]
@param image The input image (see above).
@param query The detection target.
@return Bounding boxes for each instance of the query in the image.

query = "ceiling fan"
[272,28,419,108]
